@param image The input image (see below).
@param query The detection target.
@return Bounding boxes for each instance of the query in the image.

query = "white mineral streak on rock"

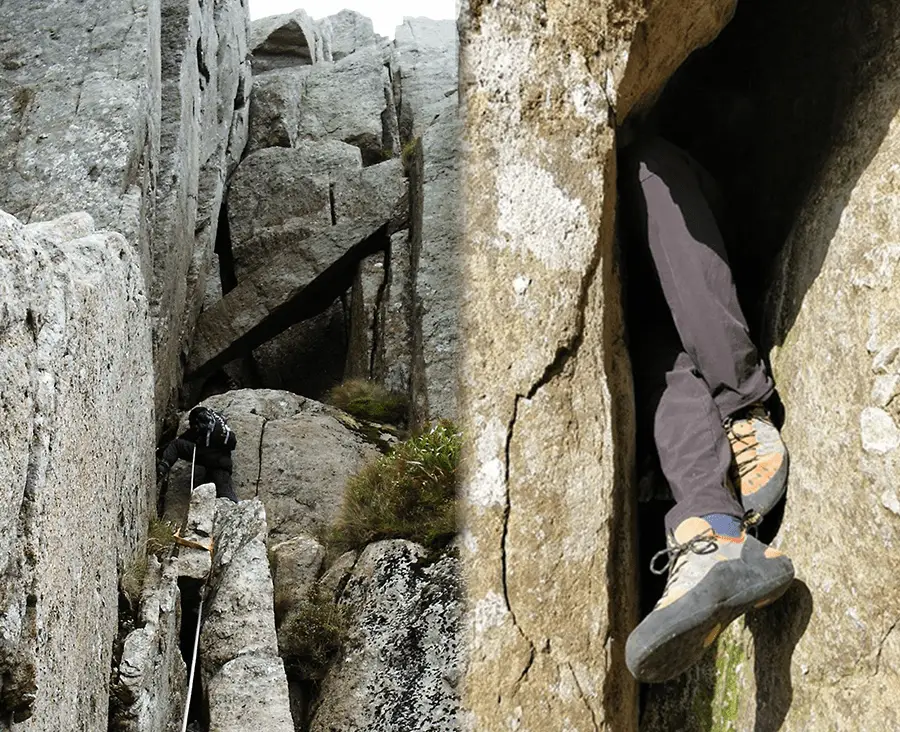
[467,416,508,509]
[473,591,508,636]
[861,407,900,454]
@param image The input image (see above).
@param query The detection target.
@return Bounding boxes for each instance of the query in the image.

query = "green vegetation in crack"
[331,421,460,552]
[710,622,746,731]
[278,588,350,681]
[326,378,408,426]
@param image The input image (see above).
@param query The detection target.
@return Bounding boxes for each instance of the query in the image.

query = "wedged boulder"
[409,96,461,423]
[109,559,187,732]
[226,142,363,280]
[325,10,378,60]
[345,254,387,380]
[309,541,463,732]
[250,9,331,72]
[189,159,407,377]
[391,18,459,143]
[200,499,293,731]
[458,1,738,729]
[247,45,390,162]
[0,210,153,729]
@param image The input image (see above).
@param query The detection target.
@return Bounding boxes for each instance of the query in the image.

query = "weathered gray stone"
[227,142,363,280]
[110,560,187,732]
[391,18,458,143]
[207,655,294,732]
[0,210,153,729]
[345,254,387,380]
[250,9,331,73]
[325,10,377,60]
[152,0,251,417]
[309,540,463,732]
[458,0,737,728]
[189,160,407,378]
[247,45,390,162]
[257,402,380,545]
[374,230,414,395]
[200,499,291,732]
[410,96,461,423]
[317,551,358,599]
[271,534,326,622]
[172,483,216,580]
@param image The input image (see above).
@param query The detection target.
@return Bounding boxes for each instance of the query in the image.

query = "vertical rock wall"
[0,211,153,729]
[458,0,735,729]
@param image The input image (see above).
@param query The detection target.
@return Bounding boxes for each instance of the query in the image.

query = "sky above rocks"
[248,0,456,38]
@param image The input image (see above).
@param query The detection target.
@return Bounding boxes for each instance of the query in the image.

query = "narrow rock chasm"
[621,0,887,723]
[177,577,208,729]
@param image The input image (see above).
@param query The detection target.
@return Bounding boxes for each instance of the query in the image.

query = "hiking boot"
[725,403,789,518]
[625,517,794,683]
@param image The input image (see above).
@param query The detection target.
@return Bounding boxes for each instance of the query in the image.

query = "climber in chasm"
[156,405,239,502]
[617,132,794,683]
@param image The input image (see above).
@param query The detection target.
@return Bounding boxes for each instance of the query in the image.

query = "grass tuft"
[326,379,408,425]
[278,589,350,680]
[331,421,460,552]
[146,517,177,560]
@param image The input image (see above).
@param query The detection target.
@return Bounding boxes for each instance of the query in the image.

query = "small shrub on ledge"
[331,421,461,552]
[325,378,408,426]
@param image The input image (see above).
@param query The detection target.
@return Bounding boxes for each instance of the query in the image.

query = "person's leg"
[623,136,773,420]
[207,467,238,502]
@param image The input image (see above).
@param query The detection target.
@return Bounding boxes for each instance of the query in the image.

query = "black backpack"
[188,406,237,450]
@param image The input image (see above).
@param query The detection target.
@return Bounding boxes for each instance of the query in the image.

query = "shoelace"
[723,407,773,477]
[650,529,718,576]
[651,511,763,577]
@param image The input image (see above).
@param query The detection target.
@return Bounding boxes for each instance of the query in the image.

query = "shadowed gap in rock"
[619,0,891,727]
[177,576,208,730]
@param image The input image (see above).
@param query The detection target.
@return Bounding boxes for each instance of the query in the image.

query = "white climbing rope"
[180,444,201,732]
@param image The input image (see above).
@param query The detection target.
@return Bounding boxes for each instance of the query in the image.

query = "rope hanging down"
[181,444,203,732]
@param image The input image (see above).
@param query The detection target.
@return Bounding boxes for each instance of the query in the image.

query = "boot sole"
[627,567,793,683]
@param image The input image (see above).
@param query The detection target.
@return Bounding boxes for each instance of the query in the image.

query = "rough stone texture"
[271,534,326,618]
[409,96,461,423]
[162,389,379,546]
[151,0,251,418]
[325,10,378,61]
[257,402,380,545]
[0,0,251,419]
[0,211,153,728]
[374,230,415,395]
[110,559,187,732]
[189,160,407,378]
[0,0,160,266]
[309,541,463,732]
[345,254,387,380]
[227,142,362,280]
[391,18,459,143]
[172,483,216,580]
[200,499,293,731]
[747,21,900,730]
[458,1,737,729]
[318,551,358,599]
[250,10,331,73]
[247,46,389,162]
[207,655,295,732]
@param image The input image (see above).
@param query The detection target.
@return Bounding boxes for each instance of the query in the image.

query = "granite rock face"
[325,10,378,61]
[0,210,153,729]
[200,499,293,731]
[0,0,251,419]
[458,1,736,730]
[309,541,463,732]
[250,9,332,73]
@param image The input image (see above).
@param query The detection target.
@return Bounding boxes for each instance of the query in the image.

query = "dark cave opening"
[620,0,893,722]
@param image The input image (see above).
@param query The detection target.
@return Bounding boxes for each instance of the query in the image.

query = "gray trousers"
[620,136,774,531]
